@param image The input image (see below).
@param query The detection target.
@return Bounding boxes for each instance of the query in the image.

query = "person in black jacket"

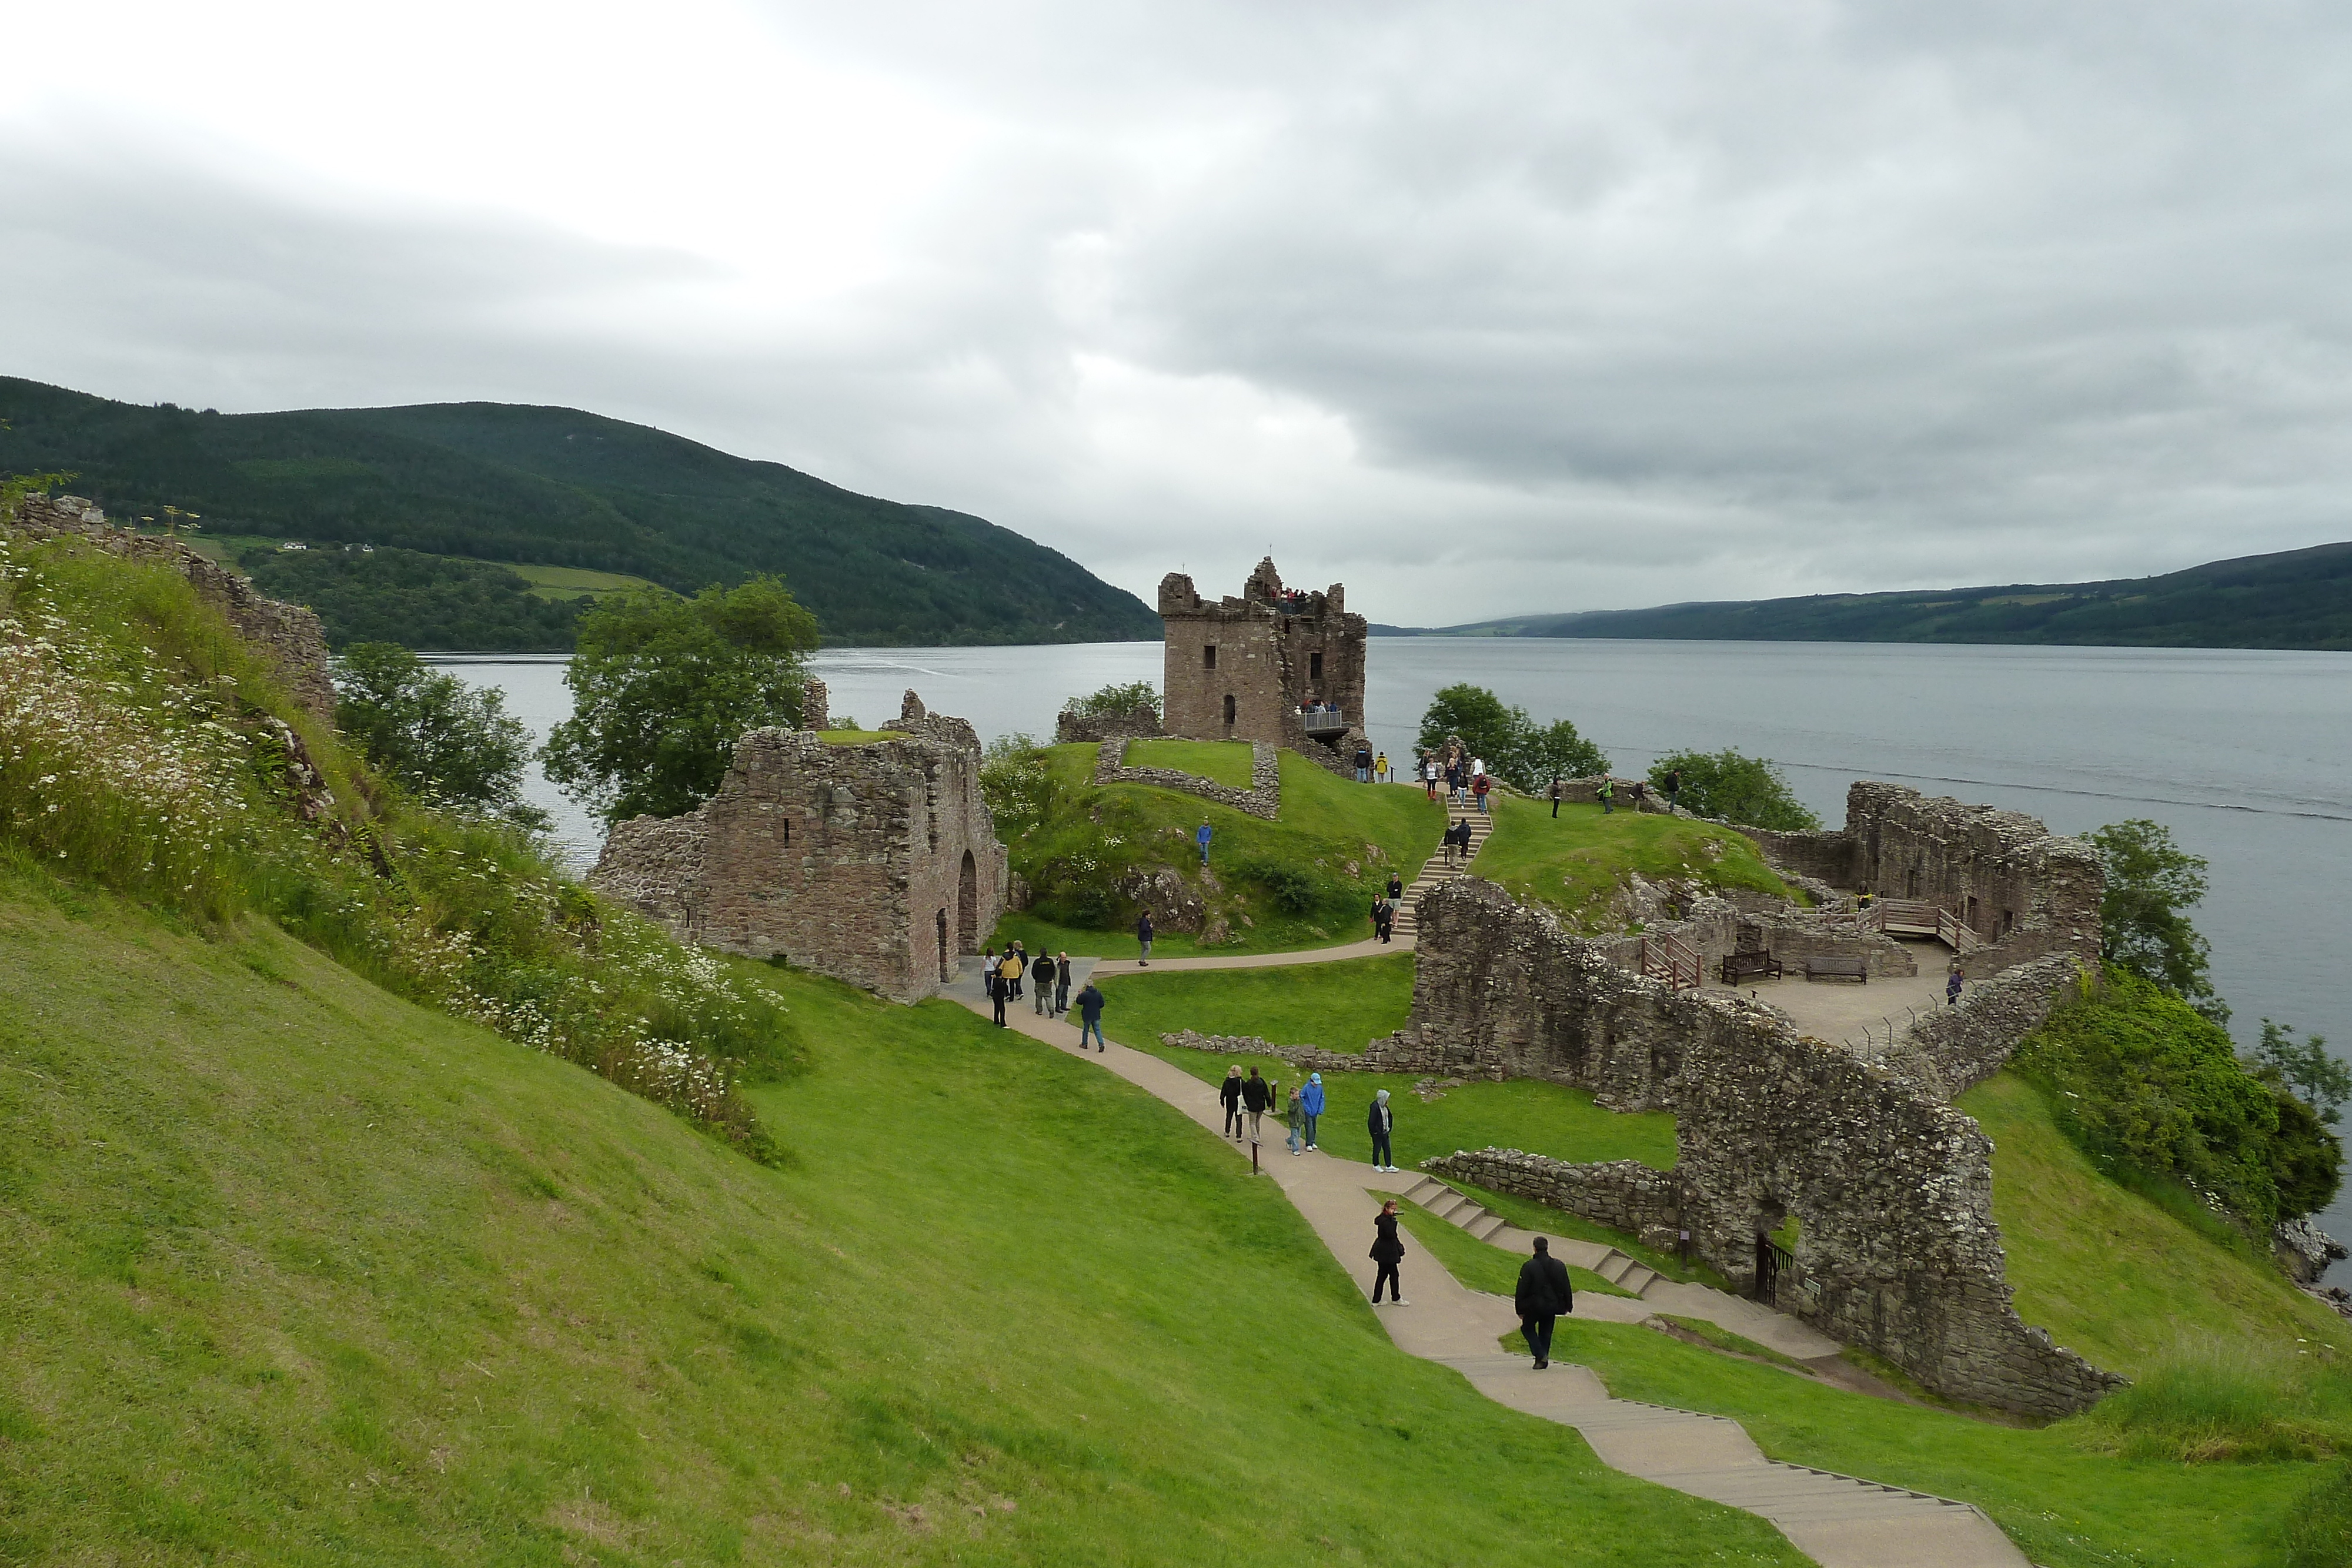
[1135,910,1154,965]
[987,949,1007,1027]
[1514,1237,1575,1369]
[1369,1200,1406,1305]
[1241,1066,1271,1146]
[1030,951,1057,1015]
[1220,1064,1245,1140]
[1368,1088,1395,1171]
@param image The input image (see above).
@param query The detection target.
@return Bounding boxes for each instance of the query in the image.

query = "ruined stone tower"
[1158,557,1368,770]
[589,690,1008,1002]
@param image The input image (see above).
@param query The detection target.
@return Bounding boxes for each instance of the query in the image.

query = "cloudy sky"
[5,1,2348,624]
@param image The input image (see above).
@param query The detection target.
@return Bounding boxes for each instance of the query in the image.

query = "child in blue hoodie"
[1301,1072,1325,1150]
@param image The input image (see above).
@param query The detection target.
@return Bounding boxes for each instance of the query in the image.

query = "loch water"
[432,638,2352,1276]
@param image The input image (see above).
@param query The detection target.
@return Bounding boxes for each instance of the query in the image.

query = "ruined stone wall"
[1847,783,2104,952]
[1055,704,1166,744]
[1158,557,1368,764]
[1894,954,2085,1097]
[1396,878,2124,1416]
[1739,825,1859,887]
[591,694,1008,1001]
[1425,1151,1684,1251]
[6,494,337,724]
[1092,738,1281,819]
[1158,1028,1451,1077]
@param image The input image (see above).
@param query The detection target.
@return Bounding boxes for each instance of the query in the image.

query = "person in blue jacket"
[1368,1088,1395,1172]
[1301,1071,1325,1150]
[1195,820,1213,865]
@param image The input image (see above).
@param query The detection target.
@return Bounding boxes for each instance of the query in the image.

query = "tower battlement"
[1158,558,1367,768]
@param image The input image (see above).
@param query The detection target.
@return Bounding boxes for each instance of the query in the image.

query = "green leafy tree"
[1416,683,1522,770]
[2090,819,2227,1025]
[2253,1020,2352,1126]
[1065,681,1160,721]
[543,576,820,825]
[1522,718,1609,785]
[1646,749,1820,831]
[333,643,546,829]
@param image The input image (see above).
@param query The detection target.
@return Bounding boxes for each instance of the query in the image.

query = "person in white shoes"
[1285,1084,1305,1154]
[1368,1088,1396,1172]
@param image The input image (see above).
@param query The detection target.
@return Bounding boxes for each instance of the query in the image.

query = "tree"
[333,643,546,829]
[2253,1020,2352,1126]
[1646,749,1820,831]
[1064,680,1160,721]
[542,576,821,825]
[2089,819,2227,1025]
[1521,718,1609,785]
[1416,684,1521,770]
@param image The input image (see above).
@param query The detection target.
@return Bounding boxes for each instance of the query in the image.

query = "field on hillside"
[0,872,1810,1567]
[1091,951,1416,1050]
[988,750,1444,956]
[1474,794,1795,931]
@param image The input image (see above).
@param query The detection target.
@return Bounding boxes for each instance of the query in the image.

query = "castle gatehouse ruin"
[1158,557,1368,773]
[590,690,1008,1002]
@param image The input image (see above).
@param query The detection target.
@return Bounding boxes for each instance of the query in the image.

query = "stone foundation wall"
[1425,1150,1683,1243]
[6,494,337,724]
[1158,1028,1452,1076]
[1093,737,1282,819]
[1740,826,1859,886]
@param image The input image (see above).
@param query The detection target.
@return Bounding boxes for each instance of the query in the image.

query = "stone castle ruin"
[1158,557,1368,774]
[592,689,1008,1002]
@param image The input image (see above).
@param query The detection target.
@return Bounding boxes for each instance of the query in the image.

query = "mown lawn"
[1475,792,1796,931]
[1122,737,1255,787]
[0,872,1802,1567]
[1092,952,1416,1050]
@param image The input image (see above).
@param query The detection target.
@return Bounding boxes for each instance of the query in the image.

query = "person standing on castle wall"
[1076,979,1107,1051]
[1369,1200,1407,1305]
[1354,741,1372,783]
[1221,1065,1246,1141]
[1135,910,1154,965]
[1054,952,1073,1016]
[1550,775,1563,818]
[1301,1072,1325,1149]
[1514,1238,1574,1369]
[1030,950,1057,1015]
[1369,1088,1396,1172]
[1196,821,1212,866]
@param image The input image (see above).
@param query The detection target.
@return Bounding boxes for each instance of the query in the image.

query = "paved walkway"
[945,980,2027,1568]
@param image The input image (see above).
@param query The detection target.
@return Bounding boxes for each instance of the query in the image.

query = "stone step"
[1464,1212,1511,1243]
[1596,1253,1642,1287]
[1401,1176,1452,1208]
[1616,1263,1659,1297]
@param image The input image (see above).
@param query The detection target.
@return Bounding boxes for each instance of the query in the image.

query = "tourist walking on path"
[1550,775,1563,818]
[1030,951,1057,1014]
[1423,754,1439,800]
[1369,1088,1396,1171]
[1136,910,1154,965]
[1242,1067,1270,1146]
[1947,964,1965,1007]
[1444,758,1463,808]
[1054,952,1073,1016]
[1472,771,1491,815]
[1075,981,1107,1051]
[1301,1072,1325,1149]
[1285,1084,1305,1154]
[988,951,1008,1027]
[1598,775,1615,815]
[1370,1200,1407,1305]
[1515,1238,1575,1369]
[1196,821,1212,866]
[1221,1065,1246,1141]
[1375,750,1389,783]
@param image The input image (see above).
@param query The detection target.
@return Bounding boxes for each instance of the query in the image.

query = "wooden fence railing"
[1641,930,1703,991]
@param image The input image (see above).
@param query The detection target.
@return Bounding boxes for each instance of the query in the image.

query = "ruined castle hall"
[1158,557,1368,767]
[590,690,1008,1003]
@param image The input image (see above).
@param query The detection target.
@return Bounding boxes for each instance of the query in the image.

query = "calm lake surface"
[431,638,2352,1275]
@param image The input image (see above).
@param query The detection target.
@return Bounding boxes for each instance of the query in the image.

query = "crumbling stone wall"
[1892,954,2086,1096]
[590,691,1007,1001]
[1398,878,2123,1416]
[1056,704,1165,744]
[1159,557,1368,771]
[1158,1028,1450,1077]
[1092,738,1281,819]
[1425,1151,1684,1251]
[6,494,336,724]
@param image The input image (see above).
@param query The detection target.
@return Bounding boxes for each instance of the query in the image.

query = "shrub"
[2092,818,2227,1025]
[1646,749,1819,831]
[1234,855,1326,916]
[1065,680,1160,721]
[333,642,545,828]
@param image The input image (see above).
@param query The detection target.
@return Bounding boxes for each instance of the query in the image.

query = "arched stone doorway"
[957,850,978,955]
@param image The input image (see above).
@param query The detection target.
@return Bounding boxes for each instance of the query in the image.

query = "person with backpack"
[1369,1200,1407,1305]
[1374,750,1389,783]
[1135,910,1154,965]
[1368,1088,1396,1172]
[1301,1072,1325,1150]
[1220,1065,1246,1141]
[1472,771,1491,815]
[1514,1237,1575,1369]
[1030,950,1057,1015]
[1354,741,1373,783]
[1075,979,1107,1051]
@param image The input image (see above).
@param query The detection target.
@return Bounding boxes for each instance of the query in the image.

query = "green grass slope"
[991,751,1445,956]
[1088,951,1416,1051]
[0,874,1805,1566]
[0,376,1158,647]
[1474,793,1795,932]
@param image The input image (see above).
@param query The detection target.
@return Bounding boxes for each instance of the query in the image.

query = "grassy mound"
[0,875,1809,1566]
[1091,951,1415,1051]
[1474,793,1795,932]
[1122,737,1254,787]
[987,747,1444,955]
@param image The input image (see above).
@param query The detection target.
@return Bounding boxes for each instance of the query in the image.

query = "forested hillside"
[0,376,1158,647]
[1389,540,2352,650]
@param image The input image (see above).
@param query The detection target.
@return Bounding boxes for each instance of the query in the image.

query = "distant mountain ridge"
[0,376,1158,648]
[1374,540,2352,651]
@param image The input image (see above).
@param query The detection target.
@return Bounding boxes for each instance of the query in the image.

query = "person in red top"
[1472,771,1491,815]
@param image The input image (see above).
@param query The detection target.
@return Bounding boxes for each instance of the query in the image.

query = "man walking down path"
[1386,871,1404,903]
[1196,821,1213,865]
[1368,1088,1396,1171]
[1301,1072,1325,1149]
[1054,952,1073,1016]
[1030,951,1057,1015]
[1136,910,1154,965]
[1242,1067,1271,1149]
[1514,1237,1575,1369]
[1075,981,1107,1051]
[1221,1065,1246,1141]
[1370,1200,1407,1305]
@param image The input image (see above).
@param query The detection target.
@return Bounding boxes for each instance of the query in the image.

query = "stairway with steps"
[1400,1175,1662,1296]
[1391,807,1494,938]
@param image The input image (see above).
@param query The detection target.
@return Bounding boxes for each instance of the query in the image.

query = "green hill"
[1388,540,2352,650]
[0,376,1158,648]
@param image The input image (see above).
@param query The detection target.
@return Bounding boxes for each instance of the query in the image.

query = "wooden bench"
[1720,951,1783,985]
[1803,955,1870,984]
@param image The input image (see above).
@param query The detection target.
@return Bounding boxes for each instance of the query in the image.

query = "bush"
[1646,749,1819,831]
[1234,855,1327,916]
[2092,818,2227,1025]
[333,642,546,828]
[1065,680,1160,721]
